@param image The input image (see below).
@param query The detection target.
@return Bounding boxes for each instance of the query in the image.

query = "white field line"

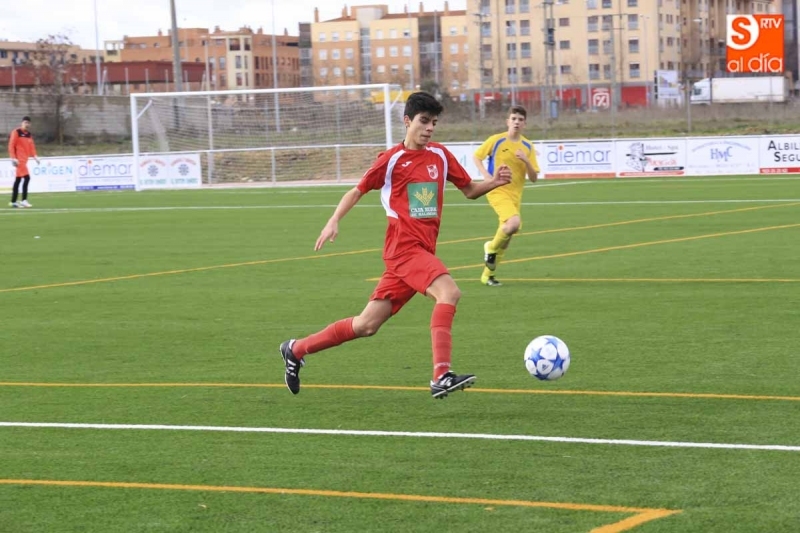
[2,199,800,216]
[2,422,799,452]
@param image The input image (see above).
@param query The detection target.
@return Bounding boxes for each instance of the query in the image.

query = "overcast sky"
[0,0,467,50]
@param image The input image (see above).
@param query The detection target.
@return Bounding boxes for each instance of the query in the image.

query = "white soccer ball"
[524,335,570,381]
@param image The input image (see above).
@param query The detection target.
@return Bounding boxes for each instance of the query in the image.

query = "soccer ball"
[524,335,570,381]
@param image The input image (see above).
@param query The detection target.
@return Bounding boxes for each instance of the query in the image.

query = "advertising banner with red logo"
[726,15,784,73]
[758,136,800,174]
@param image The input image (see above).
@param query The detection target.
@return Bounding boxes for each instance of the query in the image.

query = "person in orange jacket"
[8,116,40,208]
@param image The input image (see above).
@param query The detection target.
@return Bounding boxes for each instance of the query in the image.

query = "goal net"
[130,84,406,189]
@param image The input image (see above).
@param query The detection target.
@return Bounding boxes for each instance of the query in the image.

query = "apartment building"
[0,40,100,67]
[105,26,300,91]
[310,2,469,93]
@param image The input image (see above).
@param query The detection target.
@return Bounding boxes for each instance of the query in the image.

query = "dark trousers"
[11,176,30,203]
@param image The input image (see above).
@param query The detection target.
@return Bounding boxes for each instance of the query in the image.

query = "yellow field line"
[1,382,798,402]
[0,479,681,532]
[454,277,800,283]
[440,200,800,246]
[1,202,797,294]
[447,222,800,272]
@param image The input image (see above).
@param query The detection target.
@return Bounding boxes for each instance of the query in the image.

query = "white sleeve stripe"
[380,150,405,219]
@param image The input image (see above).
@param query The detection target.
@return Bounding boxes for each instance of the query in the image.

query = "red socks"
[293,317,356,360]
[431,303,456,381]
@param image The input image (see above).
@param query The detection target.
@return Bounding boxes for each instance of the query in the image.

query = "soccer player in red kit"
[279,91,512,399]
[8,116,40,208]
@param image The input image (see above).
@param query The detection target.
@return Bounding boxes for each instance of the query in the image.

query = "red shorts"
[16,160,30,178]
[371,248,450,315]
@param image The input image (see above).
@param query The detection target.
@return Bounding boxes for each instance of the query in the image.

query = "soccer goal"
[129,84,406,190]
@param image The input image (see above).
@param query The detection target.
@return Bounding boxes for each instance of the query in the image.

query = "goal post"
[130,83,406,190]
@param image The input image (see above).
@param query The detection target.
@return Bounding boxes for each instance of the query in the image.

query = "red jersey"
[357,142,472,260]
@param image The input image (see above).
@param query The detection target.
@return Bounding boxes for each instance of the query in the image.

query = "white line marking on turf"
[2,199,800,216]
[2,422,798,452]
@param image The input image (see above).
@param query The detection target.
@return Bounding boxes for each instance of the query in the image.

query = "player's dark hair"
[404,91,443,121]
[22,116,31,122]
[509,105,527,118]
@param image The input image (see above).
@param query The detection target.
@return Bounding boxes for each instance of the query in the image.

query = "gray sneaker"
[279,340,304,394]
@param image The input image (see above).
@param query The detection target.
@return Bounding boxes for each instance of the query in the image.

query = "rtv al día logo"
[726,15,784,73]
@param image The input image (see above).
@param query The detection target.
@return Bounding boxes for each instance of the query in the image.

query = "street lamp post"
[272,0,281,132]
[640,15,649,107]
[169,0,183,92]
[94,0,103,95]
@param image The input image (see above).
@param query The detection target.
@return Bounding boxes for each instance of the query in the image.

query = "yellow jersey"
[474,133,539,201]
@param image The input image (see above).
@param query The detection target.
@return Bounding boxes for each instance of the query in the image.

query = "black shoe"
[430,371,476,399]
[483,241,497,271]
[279,340,304,394]
[482,275,502,287]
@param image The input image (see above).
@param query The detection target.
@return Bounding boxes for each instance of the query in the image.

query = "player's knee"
[438,287,461,305]
[357,322,382,337]
[504,218,521,234]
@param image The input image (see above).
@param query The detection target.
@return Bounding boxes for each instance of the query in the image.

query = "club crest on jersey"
[426,164,439,180]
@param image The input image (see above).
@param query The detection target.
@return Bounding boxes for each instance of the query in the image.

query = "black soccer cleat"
[279,339,304,395]
[483,241,497,271]
[430,371,476,399]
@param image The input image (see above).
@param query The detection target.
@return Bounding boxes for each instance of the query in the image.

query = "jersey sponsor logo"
[426,164,439,180]
[407,183,438,218]
[400,161,412,168]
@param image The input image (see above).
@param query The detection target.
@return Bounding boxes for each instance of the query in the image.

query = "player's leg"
[424,274,476,398]
[10,177,21,207]
[20,176,31,207]
[279,271,413,394]
[482,197,521,286]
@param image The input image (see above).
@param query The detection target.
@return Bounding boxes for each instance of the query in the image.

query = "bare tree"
[31,34,79,144]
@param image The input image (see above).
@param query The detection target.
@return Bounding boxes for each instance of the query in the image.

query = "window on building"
[507,43,517,59]
[345,31,353,41]
[506,20,517,36]
[602,0,612,7]
[603,64,611,79]
[219,57,226,68]
[602,15,612,30]
[319,50,327,60]
[377,65,386,73]
[480,0,491,14]
[559,18,569,26]
[450,43,458,54]
[520,20,531,35]
[451,62,459,72]
[235,55,242,69]
[559,40,570,50]
[403,29,410,38]
[403,45,411,57]
[507,67,517,82]
[505,0,516,14]
[376,46,386,58]
[236,72,243,86]
[521,42,531,58]
[345,48,354,59]
[346,66,354,77]
[481,21,491,37]
[244,38,251,51]
[463,43,469,53]
[390,46,398,57]
[520,0,530,12]
[588,16,598,32]
[588,39,599,54]
[603,39,612,54]
[522,66,532,82]
[229,39,241,51]
[587,0,598,8]
[629,62,640,77]
[628,14,639,30]
[589,64,600,79]
[450,26,458,36]
[333,66,341,76]
[628,39,639,53]
[560,65,571,74]
[391,64,399,75]
[375,29,383,39]
[332,32,339,42]
[628,0,638,5]
[390,29,397,38]
[332,49,341,60]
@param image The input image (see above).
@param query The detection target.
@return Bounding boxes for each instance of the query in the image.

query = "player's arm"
[515,148,539,183]
[8,130,18,166]
[471,154,493,181]
[459,164,512,199]
[31,136,40,164]
[314,187,364,251]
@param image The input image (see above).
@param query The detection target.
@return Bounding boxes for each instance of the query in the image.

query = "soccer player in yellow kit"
[472,106,540,286]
